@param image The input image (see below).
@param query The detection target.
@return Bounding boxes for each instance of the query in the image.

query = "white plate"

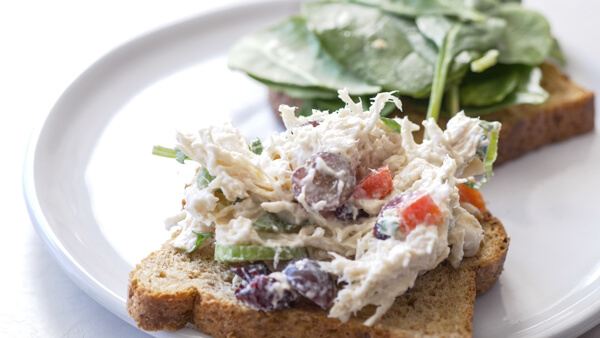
[23,1,600,337]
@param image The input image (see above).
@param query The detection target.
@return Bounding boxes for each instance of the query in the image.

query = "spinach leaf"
[415,14,454,48]
[227,0,557,122]
[471,49,499,72]
[448,50,480,82]
[468,0,500,13]
[460,64,520,107]
[418,3,550,67]
[251,76,339,100]
[415,14,506,120]
[451,17,506,55]
[353,0,486,21]
[297,98,345,117]
[548,37,567,67]
[494,3,553,65]
[228,16,380,95]
[417,14,506,53]
[302,1,436,97]
[463,66,548,116]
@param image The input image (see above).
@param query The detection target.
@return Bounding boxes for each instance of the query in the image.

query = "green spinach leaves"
[227,15,380,95]
[228,0,560,121]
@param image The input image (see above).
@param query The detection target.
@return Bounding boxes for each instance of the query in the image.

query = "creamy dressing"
[164,89,499,325]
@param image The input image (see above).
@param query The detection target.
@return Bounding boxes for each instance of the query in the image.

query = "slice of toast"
[127,211,509,337]
[268,62,595,165]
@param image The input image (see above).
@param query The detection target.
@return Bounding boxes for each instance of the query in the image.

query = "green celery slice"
[214,245,307,263]
[152,146,190,163]
[464,120,501,189]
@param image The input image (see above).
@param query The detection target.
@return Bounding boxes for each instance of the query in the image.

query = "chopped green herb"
[175,232,213,253]
[197,167,215,188]
[250,138,263,155]
[174,148,188,164]
[377,218,399,238]
[380,117,402,133]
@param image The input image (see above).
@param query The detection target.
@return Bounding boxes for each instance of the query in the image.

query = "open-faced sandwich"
[228,0,594,165]
[127,90,510,337]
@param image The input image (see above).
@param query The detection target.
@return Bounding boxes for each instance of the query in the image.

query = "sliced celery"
[214,245,307,263]
[465,120,501,189]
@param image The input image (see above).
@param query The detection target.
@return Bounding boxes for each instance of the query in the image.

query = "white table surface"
[2,1,599,337]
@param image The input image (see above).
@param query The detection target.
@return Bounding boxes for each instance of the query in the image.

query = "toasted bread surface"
[268,62,595,165]
[127,212,509,337]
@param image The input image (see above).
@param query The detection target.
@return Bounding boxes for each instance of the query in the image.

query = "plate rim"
[22,1,300,337]
[22,1,600,337]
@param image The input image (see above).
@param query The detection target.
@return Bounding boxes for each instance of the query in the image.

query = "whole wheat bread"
[268,62,595,165]
[127,211,509,337]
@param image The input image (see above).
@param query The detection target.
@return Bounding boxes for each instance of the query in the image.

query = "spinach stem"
[152,145,177,158]
[425,24,461,138]
[446,84,460,116]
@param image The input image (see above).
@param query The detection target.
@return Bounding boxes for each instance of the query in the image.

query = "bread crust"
[268,63,595,165]
[461,211,509,295]
[127,213,509,337]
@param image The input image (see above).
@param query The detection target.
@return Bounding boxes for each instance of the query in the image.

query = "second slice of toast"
[268,62,595,165]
